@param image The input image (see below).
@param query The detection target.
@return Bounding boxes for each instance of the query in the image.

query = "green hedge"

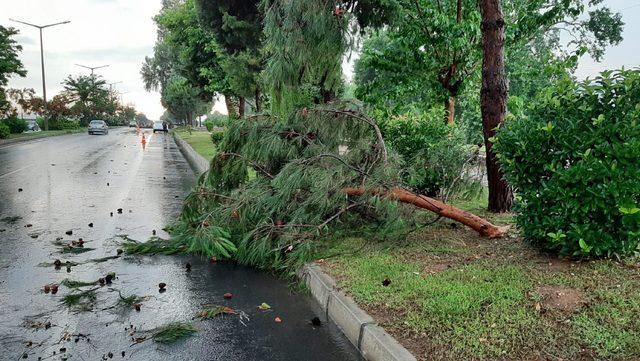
[376,108,472,197]
[0,122,9,139]
[495,69,640,257]
[2,116,27,133]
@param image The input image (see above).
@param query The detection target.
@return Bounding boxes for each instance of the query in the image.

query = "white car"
[88,120,108,135]
[152,121,167,133]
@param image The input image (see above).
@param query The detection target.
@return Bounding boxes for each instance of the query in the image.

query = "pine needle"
[151,322,197,344]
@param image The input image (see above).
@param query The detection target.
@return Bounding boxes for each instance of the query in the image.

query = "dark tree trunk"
[224,94,238,119]
[255,87,261,112]
[480,0,513,212]
[238,97,245,118]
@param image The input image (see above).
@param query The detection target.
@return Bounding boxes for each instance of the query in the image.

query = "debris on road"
[147,322,197,344]
[274,317,282,323]
[257,303,271,311]
[197,305,236,319]
[223,293,232,299]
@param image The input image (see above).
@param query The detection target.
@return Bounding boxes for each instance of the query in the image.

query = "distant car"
[24,120,41,132]
[88,120,108,135]
[129,121,137,127]
[152,121,167,133]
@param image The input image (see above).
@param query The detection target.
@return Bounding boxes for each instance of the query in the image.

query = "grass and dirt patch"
[172,127,217,161]
[317,197,640,360]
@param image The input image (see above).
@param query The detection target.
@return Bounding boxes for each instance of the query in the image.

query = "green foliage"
[262,0,349,115]
[210,131,224,144]
[205,113,228,128]
[495,69,640,257]
[61,289,98,312]
[377,109,476,198]
[0,26,27,116]
[2,116,27,134]
[0,122,9,138]
[151,322,197,344]
[37,117,81,130]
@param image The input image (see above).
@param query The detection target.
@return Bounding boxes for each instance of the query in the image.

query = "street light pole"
[10,19,70,131]
[76,64,109,75]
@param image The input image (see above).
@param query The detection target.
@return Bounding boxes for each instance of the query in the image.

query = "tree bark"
[255,87,261,113]
[224,94,238,119]
[344,187,509,238]
[480,0,513,213]
[238,97,245,118]
[445,96,456,125]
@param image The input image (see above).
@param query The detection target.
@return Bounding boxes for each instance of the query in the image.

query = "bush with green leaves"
[376,108,476,198]
[0,122,9,138]
[495,69,640,257]
[37,118,81,130]
[210,131,224,144]
[2,116,27,133]
[205,114,228,129]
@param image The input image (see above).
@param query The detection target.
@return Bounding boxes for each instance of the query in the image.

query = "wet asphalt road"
[0,128,359,361]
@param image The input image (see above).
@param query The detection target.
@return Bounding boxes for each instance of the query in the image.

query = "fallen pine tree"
[171,101,507,272]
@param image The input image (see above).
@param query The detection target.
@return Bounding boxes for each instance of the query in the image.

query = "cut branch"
[343,187,509,238]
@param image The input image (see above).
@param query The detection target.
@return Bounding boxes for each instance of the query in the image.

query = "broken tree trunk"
[344,187,509,238]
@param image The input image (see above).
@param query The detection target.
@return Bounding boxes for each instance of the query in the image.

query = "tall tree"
[480,0,512,212]
[195,0,263,117]
[0,26,27,117]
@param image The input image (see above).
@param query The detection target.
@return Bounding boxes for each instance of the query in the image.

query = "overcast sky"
[2,0,639,119]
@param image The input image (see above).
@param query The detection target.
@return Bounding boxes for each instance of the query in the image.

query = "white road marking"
[0,165,34,179]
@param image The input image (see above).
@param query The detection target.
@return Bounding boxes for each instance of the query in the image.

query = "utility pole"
[10,19,70,131]
[76,64,109,75]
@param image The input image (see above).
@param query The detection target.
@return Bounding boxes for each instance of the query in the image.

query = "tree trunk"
[255,87,261,113]
[344,187,509,238]
[238,97,245,118]
[224,94,238,119]
[445,96,456,125]
[480,0,513,213]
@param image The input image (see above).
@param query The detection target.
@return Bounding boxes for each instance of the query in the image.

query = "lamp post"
[10,19,70,131]
[75,64,109,75]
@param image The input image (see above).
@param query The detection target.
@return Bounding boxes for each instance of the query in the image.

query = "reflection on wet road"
[0,128,359,360]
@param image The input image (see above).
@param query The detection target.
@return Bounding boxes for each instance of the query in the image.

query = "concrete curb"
[172,133,415,360]
[172,131,210,175]
[300,263,416,361]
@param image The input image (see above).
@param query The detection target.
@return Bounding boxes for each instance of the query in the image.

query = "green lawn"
[172,128,217,161]
[2,128,85,142]
[318,196,640,360]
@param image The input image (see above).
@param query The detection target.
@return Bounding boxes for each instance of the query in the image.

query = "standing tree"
[195,0,264,117]
[0,26,27,117]
[480,0,512,212]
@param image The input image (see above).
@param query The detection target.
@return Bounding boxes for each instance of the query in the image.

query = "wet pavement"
[0,128,360,360]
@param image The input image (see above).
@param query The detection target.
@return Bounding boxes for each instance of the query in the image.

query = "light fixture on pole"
[9,18,71,131]
[75,64,110,75]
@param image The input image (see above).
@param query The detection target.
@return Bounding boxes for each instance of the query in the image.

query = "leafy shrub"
[3,116,27,133]
[495,69,640,257]
[205,114,228,129]
[377,108,475,197]
[211,131,224,143]
[0,122,9,139]
[38,117,81,130]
